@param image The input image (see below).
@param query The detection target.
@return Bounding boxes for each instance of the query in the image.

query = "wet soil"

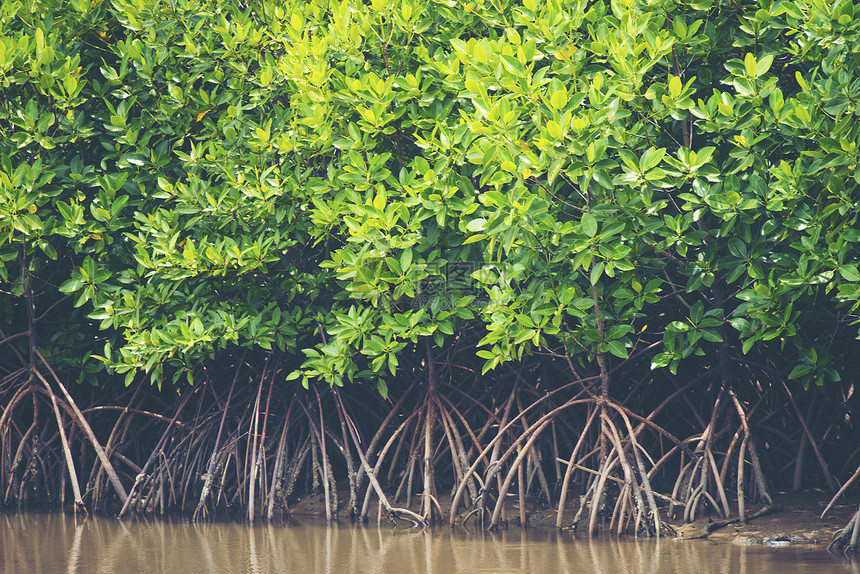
[669,490,858,549]
[289,489,859,550]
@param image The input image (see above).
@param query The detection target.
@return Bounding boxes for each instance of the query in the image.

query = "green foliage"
[2,0,860,392]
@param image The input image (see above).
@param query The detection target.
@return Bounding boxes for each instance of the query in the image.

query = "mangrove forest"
[3,0,860,553]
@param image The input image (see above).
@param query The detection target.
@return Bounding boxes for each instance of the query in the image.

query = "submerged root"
[829,506,860,555]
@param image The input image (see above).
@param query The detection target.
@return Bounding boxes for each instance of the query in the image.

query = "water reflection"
[0,513,856,574]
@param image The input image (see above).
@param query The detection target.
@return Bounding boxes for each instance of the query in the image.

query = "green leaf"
[756,54,773,76]
[546,120,563,140]
[501,55,524,76]
[639,148,666,172]
[59,276,84,293]
[550,89,567,110]
[514,328,536,344]
[650,352,672,370]
[605,340,628,359]
[376,378,389,398]
[472,268,498,284]
[744,52,757,77]
[690,300,703,324]
[795,71,808,90]
[581,213,598,237]
[840,265,860,282]
[400,248,413,272]
[668,75,682,99]
[590,261,604,285]
[788,364,814,379]
[473,42,487,64]
[700,330,723,343]
[666,321,691,332]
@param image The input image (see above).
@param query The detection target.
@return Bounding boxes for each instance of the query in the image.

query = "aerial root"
[333,390,428,528]
[829,506,860,555]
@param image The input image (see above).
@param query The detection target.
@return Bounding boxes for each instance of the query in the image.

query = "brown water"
[1,512,857,574]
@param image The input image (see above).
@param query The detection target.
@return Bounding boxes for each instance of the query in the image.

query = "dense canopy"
[2,0,860,549]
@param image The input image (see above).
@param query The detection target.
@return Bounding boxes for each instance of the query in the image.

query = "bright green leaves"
[744,52,774,79]
[550,86,568,111]
[581,213,598,238]
[615,147,668,188]
[3,0,858,397]
[471,267,498,284]
[59,256,111,308]
[0,158,53,252]
[292,305,434,390]
[668,75,682,99]
[569,212,635,285]
[475,272,557,375]
[0,0,335,387]
[653,212,707,260]
[655,74,696,114]
[840,264,860,283]
[640,148,667,173]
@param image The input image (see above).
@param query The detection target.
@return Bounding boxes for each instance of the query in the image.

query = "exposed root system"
[2,337,856,545]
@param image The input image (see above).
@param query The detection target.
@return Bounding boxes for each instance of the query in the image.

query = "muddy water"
[1,513,856,574]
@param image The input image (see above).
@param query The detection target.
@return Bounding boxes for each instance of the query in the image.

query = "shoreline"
[282,488,859,551]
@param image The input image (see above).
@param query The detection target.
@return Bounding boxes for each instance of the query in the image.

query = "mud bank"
[287,489,858,550]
